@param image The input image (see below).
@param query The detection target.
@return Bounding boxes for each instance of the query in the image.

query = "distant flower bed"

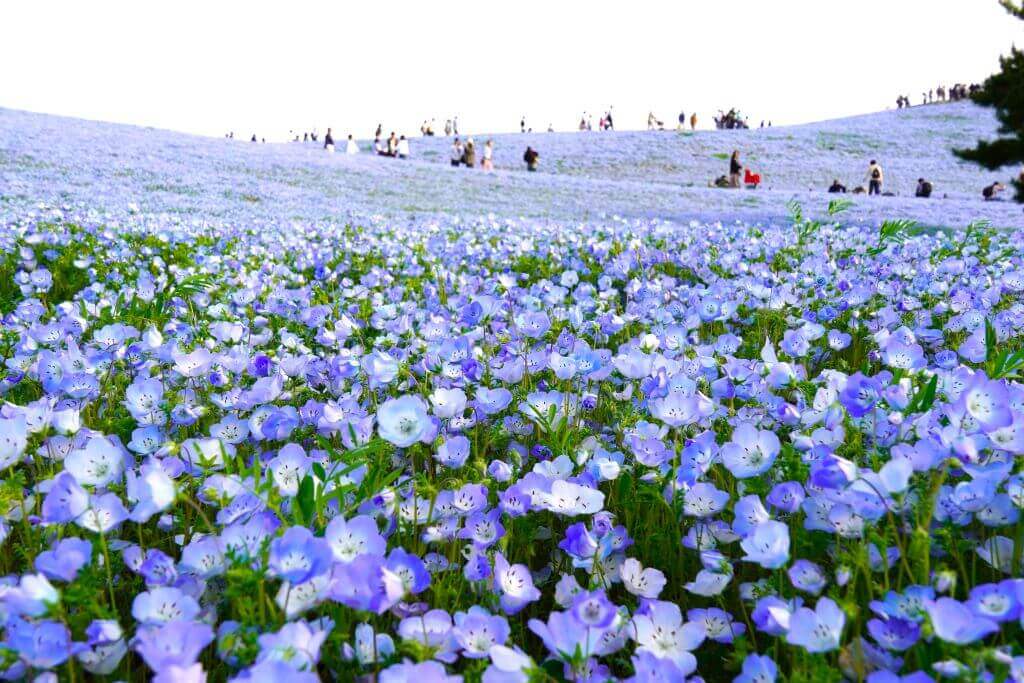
[0,200,1023,682]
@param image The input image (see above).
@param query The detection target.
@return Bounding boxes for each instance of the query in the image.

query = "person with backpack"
[915,178,933,198]
[523,146,539,171]
[867,160,883,196]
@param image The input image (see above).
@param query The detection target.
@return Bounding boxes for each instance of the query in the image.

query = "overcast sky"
[1,0,1019,140]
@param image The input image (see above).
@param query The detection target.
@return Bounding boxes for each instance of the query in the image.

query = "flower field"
[1,105,1024,682]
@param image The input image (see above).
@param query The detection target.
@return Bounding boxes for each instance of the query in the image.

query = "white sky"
[1,0,1019,140]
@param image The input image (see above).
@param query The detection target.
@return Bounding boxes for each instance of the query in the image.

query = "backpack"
[871,168,881,180]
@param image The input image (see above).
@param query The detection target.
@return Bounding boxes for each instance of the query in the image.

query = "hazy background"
[1,0,1019,139]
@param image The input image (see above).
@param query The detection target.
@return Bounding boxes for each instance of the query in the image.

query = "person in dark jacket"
[983,182,1006,201]
[524,146,539,171]
[729,151,742,188]
[915,178,933,198]
[324,128,335,152]
[828,179,847,193]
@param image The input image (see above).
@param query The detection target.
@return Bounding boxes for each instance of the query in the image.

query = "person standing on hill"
[463,138,476,167]
[729,150,743,188]
[867,160,884,196]
[345,134,359,154]
[324,128,335,153]
[450,137,463,167]
[482,140,494,170]
[690,113,698,130]
[678,111,686,130]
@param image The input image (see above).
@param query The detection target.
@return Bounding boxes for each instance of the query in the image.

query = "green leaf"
[827,198,853,216]
[296,474,316,525]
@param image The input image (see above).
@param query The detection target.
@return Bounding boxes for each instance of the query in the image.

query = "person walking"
[345,134,358,155]
[678,111,686,130]
[690,113,697,130]
[324,128,335,153]
[397,135,410,159]
[481,139,494,170]
[463,138,476,167]
[729,150,743,188]
[523,145,539,171]
[450,137,463,167]
[867,160,884,196]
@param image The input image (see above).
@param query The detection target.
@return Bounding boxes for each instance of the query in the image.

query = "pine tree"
[955,1,1024,201]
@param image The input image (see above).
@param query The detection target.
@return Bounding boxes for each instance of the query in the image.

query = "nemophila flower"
[232,659,319,679]
[925,597,999,644]
[384,547,431,597]
[721,423,780,478]
[5,572,60,617]
[379,660,461,683]
[631,600,705,674]
[955,372,1012,431]
[123,378,164,422]
[324,514,385,563]
[64,435,125,487]
[435,434,470,469]
[256,619,330,671]
[621,558,666,599]
[570,589,617,630]
[132,586,200,626]
[740,520,790,569]
[40,475,89,524]
[483,644,533,683]
[475,387,512,415]
[734,653,778,683]
[687,607,743,644]
[786,597,845,653]
[453,606,511,658]
[77,492,129,532]
[840,373,882,418]
[459,509,505,548]
[788,559,827,595]
[431,387,467,419]
[133,619,214,672]
[268,443,310,497]
[682,482,729,521]
[732,495,770,535]
[343,622,394,666]
[966,580,1020,622]
[126,462,176,522]
[267,526,334,584]
[528,610,609,663]
[867,617,920,651]
[377,395,432,447]
[766,481,805,513]
[34,537,92,582]
[398,609,456,661]
[5,617,81,669]
[539,479,605,516]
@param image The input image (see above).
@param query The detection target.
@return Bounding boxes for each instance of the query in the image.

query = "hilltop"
[0,102,1020,228]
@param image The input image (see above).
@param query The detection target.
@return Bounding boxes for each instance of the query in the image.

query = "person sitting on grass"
[523,146,539,172]
[983,182,1006,201]
[828,179,847,193]
[915,178,933,198]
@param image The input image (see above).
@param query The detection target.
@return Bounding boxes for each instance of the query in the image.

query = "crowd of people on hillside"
[822,161,1017,202]
[896,83,981,108]
[714,108,749,130]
